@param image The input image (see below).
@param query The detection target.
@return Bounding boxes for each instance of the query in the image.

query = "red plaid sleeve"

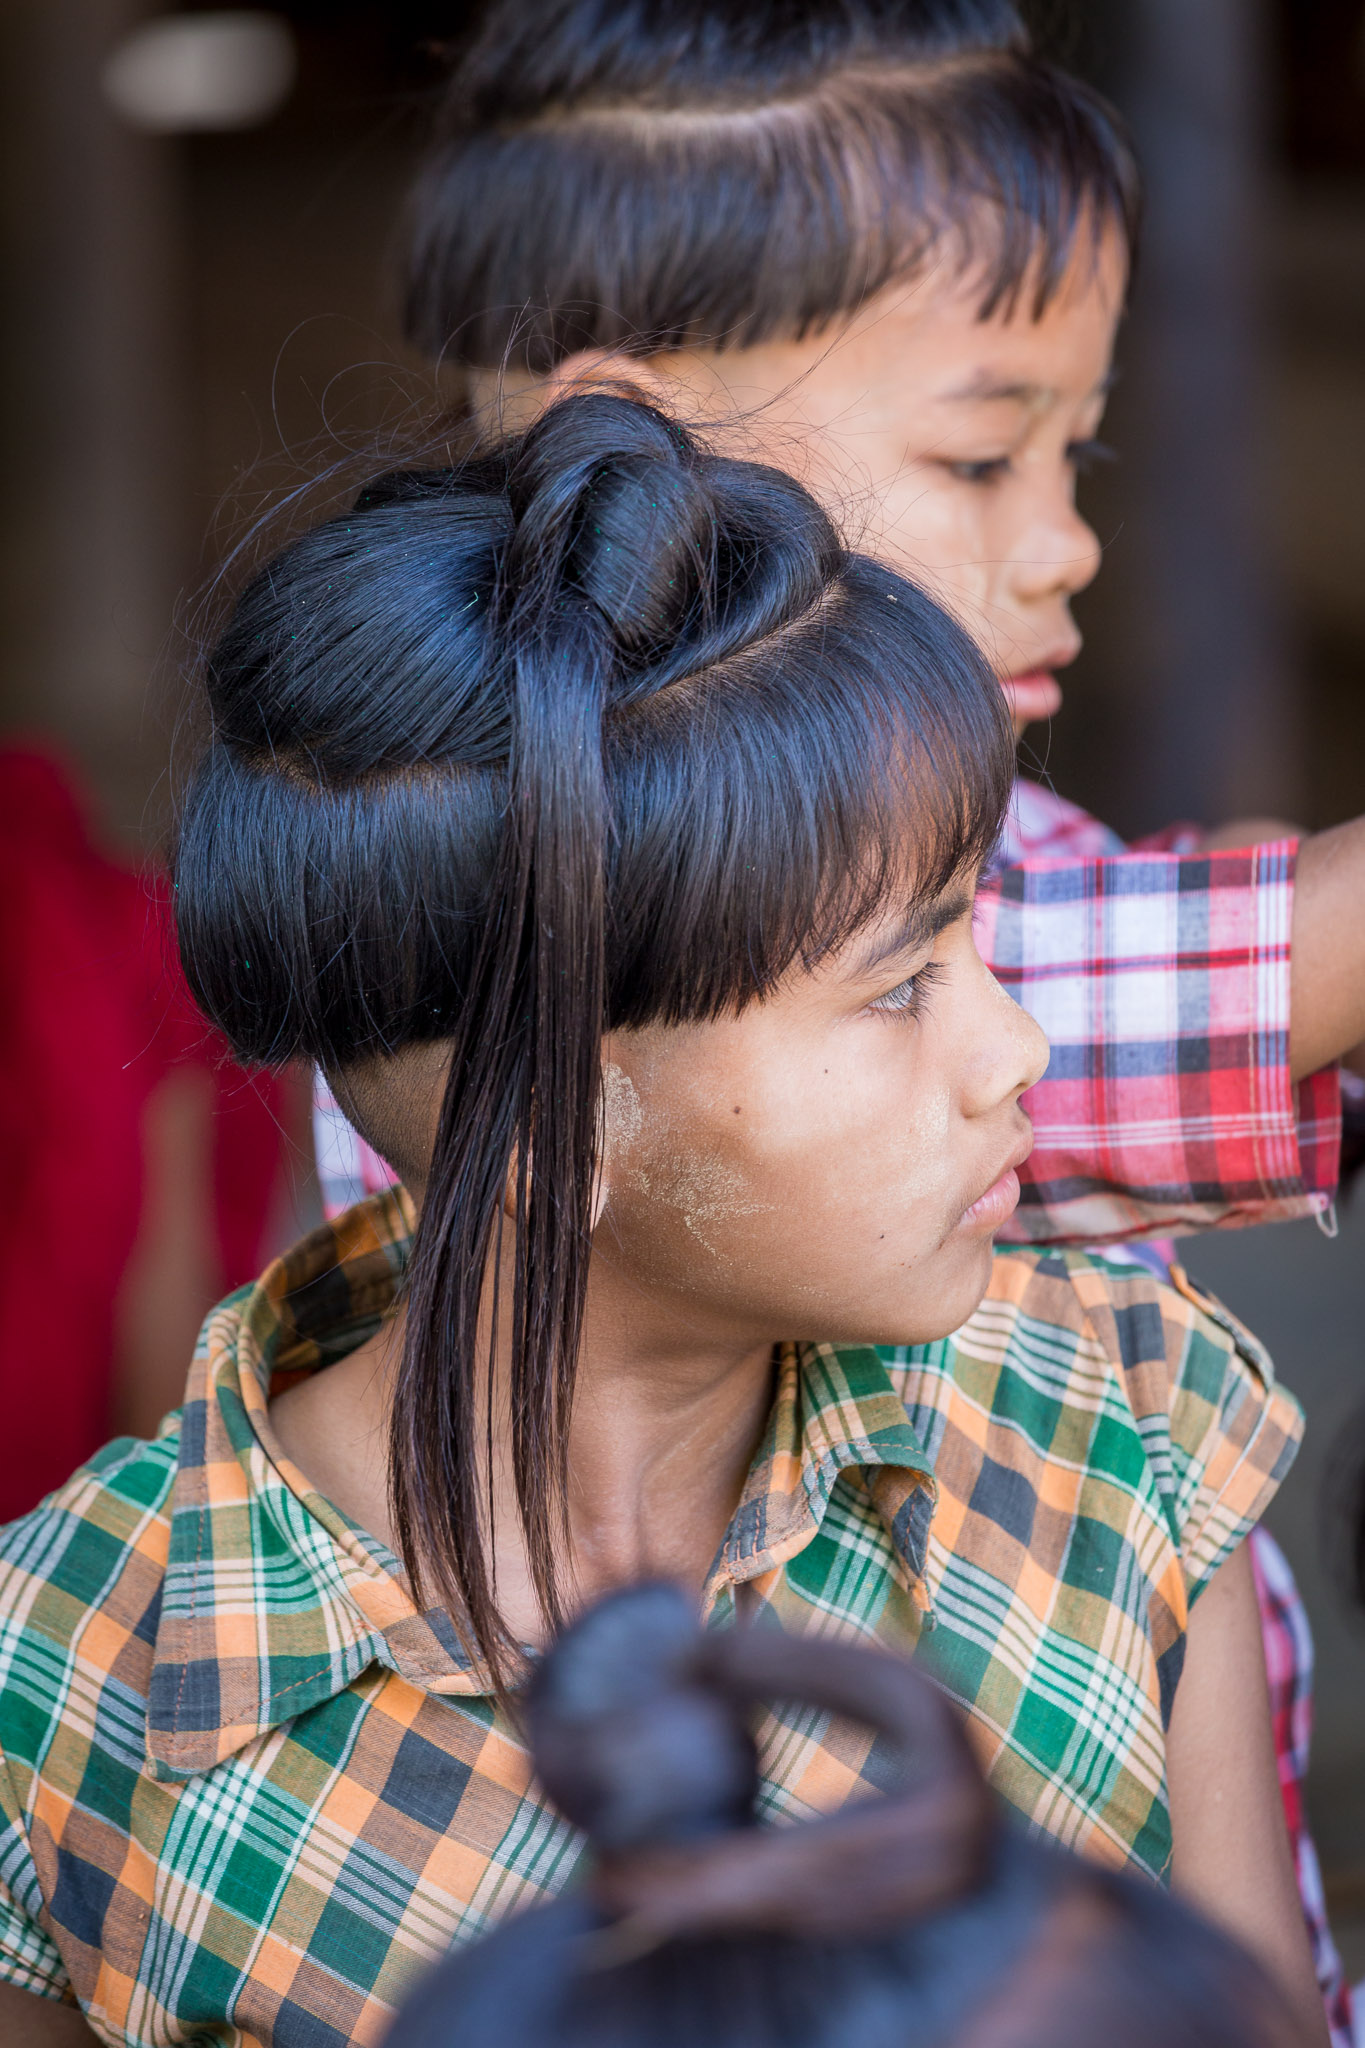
[978,838,1342,1245]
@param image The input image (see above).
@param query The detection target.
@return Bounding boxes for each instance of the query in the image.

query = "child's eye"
[945,456,1012,486]
[1067,437,1117,476]
[869,961,945,1019]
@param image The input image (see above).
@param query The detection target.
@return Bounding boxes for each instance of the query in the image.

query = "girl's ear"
[543,348,677,412]
[499,1143,611,1228]
[591,1046,646,1233]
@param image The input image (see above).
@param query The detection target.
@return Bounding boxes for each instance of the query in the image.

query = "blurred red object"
[0,745,288,1521]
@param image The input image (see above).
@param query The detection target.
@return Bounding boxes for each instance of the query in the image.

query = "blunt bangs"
[604,556,1012,1027]
[405,50,1138,367]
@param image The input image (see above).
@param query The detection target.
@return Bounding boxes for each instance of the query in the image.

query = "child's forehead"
[847,222,1127,377]
[721,225,1127,435]
[678,218,1125,442]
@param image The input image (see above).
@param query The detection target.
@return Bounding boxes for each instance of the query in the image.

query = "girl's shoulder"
[979,1244,1281,1393]
[965,1242,1291,1431]
[0,1423,180,1674]
[888,1246,1301,1598]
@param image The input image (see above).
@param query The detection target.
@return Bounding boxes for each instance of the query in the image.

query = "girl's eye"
[1067,436,1117,476]
[945,456,1012,487]
[869,961,945,1019]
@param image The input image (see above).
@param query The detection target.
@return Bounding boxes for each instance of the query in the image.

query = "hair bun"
[504,391,717,669]
[526,1586,997,1946]
[527,1584,758,1851]
[504,389,843,690]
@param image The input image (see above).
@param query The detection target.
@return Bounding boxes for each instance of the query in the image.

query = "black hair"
[404,0,1140,370]
[175,389,1012,1684]
[384,1584,1296,2048]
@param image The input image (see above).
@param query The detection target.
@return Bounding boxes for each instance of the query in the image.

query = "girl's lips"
[960,1166,1022,1233]
[999,671,1063,724]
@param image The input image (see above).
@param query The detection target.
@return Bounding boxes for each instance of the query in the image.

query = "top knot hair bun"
[385,1587,1297,2048]
[526,1584,759,1853]
[526,1582,995,1944]
[501,389,842,688]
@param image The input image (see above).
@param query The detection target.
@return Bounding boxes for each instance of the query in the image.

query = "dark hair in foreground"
[175,390,1011,1682]
[385,1585,1293,2048]
[406,0,1140,369]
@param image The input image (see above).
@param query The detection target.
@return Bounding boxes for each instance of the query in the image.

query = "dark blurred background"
[1,0,1362,1963]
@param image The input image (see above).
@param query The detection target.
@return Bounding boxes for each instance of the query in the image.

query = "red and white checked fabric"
[997,782,1349,2044]
[985,781,1342,1246]
[314,1076,398,1216]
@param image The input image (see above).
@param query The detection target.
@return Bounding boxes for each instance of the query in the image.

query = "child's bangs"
[407,50,1138,366]
[819,57,1140,325]
[604,559,1014,1028]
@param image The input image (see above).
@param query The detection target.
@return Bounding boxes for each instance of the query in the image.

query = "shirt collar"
[146,1192,936,1781]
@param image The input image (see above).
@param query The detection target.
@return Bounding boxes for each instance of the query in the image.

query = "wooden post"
[0,0,186,846]
[1070,0,1299,831]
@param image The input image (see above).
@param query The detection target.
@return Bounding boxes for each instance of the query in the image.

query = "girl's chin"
[999,672,1063,726]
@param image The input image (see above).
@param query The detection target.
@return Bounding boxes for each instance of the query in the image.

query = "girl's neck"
[268,1273,777,1648]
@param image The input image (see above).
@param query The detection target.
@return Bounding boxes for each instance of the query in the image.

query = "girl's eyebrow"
[942,367,1118,407]
[851,885,974,977]
[944,373,1053,406]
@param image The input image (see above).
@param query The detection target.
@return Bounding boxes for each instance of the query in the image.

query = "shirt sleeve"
[976,839,1342,1245]
[0,1817,70,2003]
[1150,1264,1303,1601]
[1069,1256,1304,1605]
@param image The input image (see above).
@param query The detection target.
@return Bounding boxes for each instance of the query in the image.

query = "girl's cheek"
[878,1080,954,1208]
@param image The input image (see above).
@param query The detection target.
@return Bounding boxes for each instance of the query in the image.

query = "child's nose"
[1011,496,1103,606]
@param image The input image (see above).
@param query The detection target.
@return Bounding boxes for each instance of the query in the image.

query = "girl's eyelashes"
[939,440,1116,488]
[1067,436,1117,475]
[868,960,946,1020]
[944,455,1012,487]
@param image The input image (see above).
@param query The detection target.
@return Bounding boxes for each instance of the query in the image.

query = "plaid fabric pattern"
[1004,782,1350,2043]
[0,1192,1302,2044]
[983,785,1341,1245]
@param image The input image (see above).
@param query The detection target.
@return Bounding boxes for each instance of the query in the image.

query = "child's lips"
[999,671,1063,724]
[959,1131,1034,1234]
[960,1167,1022,1232]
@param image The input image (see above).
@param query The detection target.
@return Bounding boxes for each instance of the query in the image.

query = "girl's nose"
[962,958,1050,1117]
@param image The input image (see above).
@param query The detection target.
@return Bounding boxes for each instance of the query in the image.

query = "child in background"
[388,1584,1299,2048]
[343,5,1365,2032]
[388,0,1362,1257]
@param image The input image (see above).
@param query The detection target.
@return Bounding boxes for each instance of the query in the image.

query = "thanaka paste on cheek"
[604,1056,777,1263]
[890,1082,953,1204]
[600,1061,645,1151]
[639,1152,776,1260]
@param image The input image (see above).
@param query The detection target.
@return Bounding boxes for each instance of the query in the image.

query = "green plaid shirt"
[0,1191,1300,2046]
